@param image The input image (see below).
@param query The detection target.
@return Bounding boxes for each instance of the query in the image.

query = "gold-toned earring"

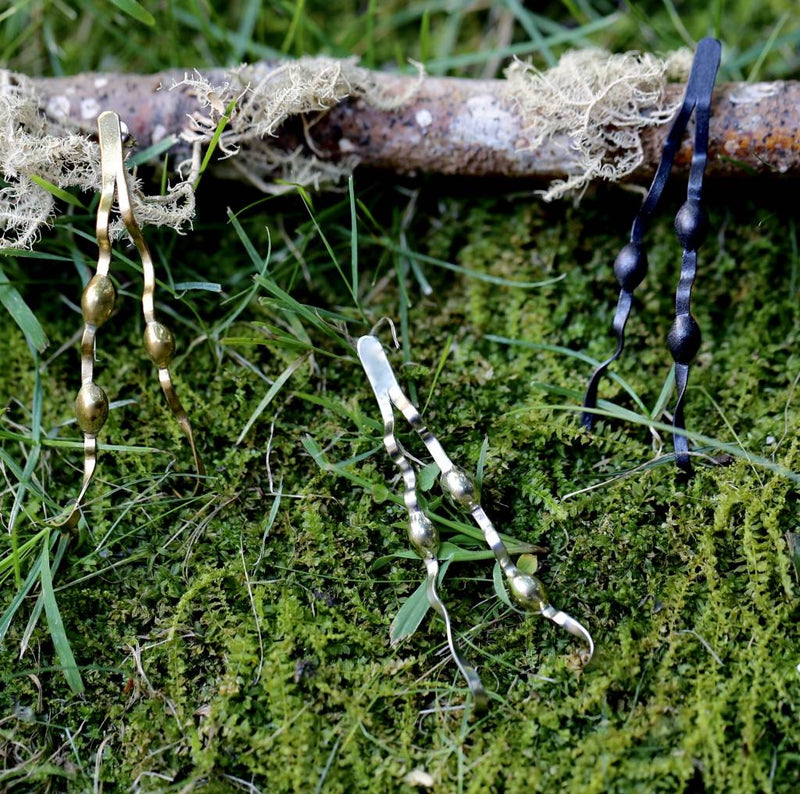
[358,333,594,711]
[55,111,204,530]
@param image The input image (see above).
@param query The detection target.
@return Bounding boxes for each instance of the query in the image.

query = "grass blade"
[746,12,790,82]
[423,12,619,71]
[0,265,49,352]
[227,208,266,270]
[349,176,359,304]
[127,134,179,167]
[0,546,44,646]
[423,334,454,415]
[172,281,223,293]
[28,174,86,209]
[39,534,84,694]
[235,356,306,445]
[194,97,237,190]
[650,367,675,419]
[535,398,800,484]
[109,0,155,27]
[379,239,566,289]
[298,190,364,316]
[486,333,650,416]
[476,436,490,493]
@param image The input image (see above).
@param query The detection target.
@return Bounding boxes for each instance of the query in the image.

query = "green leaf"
[372,542,518,571]
[492,562,514,609]
[516,553,539,575]
[389,577,430,645]
[0,265,49,353]
[39,536,84,694]
[108,0,155,27]
[417,462,440,492]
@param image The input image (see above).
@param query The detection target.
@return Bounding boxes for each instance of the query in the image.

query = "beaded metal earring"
[581,38,721,470]
[55,111,204,529]
[358,334,593,710]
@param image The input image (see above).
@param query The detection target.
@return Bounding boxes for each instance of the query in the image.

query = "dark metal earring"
[581,38,721,471]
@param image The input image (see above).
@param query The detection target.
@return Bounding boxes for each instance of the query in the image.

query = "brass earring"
[55,111,204,530]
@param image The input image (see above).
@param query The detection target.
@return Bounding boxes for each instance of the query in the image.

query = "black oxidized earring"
[581,38,721,471]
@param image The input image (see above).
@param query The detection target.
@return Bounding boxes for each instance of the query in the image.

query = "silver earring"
[358,333,593,710]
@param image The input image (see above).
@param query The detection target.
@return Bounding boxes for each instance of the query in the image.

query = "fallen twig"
[2,55,798,249]
[27,66,800,182]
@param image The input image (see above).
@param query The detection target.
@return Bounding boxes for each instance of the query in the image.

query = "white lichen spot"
[80,98,101,120]
[152,124,167,144]
[46,95,71,121]
[415,109,433,129]
[449,94,516,151]
[94,77,109,89]
[729,82,780,104]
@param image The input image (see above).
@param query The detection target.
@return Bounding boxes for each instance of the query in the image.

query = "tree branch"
[25,66,799,186]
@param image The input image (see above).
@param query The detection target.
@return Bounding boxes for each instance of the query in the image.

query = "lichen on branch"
[0,71,195,249]
[506,47,692,199]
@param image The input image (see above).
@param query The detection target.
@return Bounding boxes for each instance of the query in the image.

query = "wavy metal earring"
[358,334,593,710]
[581,38,721,470]
[56,111,204,529]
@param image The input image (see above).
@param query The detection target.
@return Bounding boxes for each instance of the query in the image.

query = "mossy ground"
[2,2,800,792]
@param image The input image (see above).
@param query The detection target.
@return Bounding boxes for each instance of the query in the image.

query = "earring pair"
[55,111,204,530]
[582,38,722,470]
[358,333,593,711]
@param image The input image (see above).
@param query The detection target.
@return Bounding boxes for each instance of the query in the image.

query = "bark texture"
[25,68,800,182]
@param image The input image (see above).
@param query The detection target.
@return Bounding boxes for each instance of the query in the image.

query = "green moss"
[2,183,798,792]
[2,2,800,791]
